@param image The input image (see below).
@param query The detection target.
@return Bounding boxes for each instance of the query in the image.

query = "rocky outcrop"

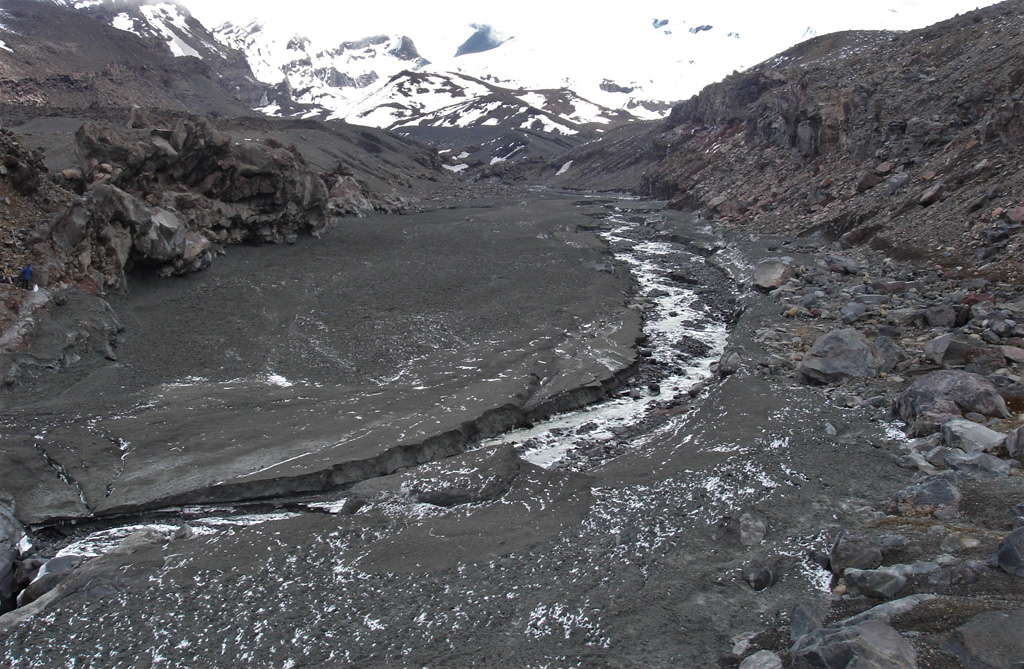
[74,119,330,246]
[547,3,1024,280]
[36,184,213,292]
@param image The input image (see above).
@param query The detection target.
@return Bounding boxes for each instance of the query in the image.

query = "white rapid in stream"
[483,211,729,469]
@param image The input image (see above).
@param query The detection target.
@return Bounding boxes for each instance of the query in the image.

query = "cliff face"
[543,2,1024,281]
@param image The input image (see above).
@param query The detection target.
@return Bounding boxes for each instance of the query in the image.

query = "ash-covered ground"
[3,193,1022,667]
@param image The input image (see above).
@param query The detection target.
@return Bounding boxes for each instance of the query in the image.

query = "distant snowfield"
[188,0,1001,112]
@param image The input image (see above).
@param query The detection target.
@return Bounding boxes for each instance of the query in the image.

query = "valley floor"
[1,192,1023,667]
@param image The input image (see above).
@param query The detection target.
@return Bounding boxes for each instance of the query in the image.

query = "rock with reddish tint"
[919,182,946,206]
[856,171,884,192]
[889,477,961,520]
[892,370,1010,424]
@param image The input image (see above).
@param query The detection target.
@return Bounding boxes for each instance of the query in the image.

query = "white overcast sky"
[185,0,999,50]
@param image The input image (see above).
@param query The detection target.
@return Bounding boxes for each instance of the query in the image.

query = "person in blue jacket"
[18,264,33,290]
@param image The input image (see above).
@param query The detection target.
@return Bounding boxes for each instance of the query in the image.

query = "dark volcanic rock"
[42,184,214,291]
[923,333,986,367]
[843,568,907,599]
[892,370,1010,424]
[74,119,330,244]
[797,328,885,384]
[829,530,882,575]
[790,620,917,668]
[942,609,1024,669]
[944,451,1012,480]
[990,527,1024,577]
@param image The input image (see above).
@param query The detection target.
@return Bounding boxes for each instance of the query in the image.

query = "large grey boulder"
[829,531,883,575]
[892,370,1010,424]
[990,527,1024,577]
[791,620,917,668]
[942,609,1024,669]
[941,418,1007,454]
[944,452,1012,480]
[132,208,186,263]
[923,333,984,367]
[843,568,907,599]
[798,329,886,384]
[752,260,796,291]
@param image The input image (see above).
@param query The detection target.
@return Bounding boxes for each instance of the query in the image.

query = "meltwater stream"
[483,212,729,469]
[38,205,730,559]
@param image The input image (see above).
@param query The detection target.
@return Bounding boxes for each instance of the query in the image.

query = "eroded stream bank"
[1,193,934,666]
[2,193,642,524]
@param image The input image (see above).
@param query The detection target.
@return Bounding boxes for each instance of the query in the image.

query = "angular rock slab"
[941,418,1008,454]
[791,620,917,668]
[944,451,1012,480]
[942,609,1024,669]
[893,370,1010,424]
[843,568,907,599]
[798,328,885,384]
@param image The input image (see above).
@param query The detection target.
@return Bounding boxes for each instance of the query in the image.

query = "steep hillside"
[543,3,1024,281]
[0,0,256,119]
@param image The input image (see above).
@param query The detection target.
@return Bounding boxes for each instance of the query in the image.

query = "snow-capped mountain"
[214,20,429,119]
[210,18,657,134]
[55,0,998,170]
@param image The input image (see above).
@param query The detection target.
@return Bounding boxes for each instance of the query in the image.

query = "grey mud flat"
[0,194,639,523]
[2,195,918,667]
